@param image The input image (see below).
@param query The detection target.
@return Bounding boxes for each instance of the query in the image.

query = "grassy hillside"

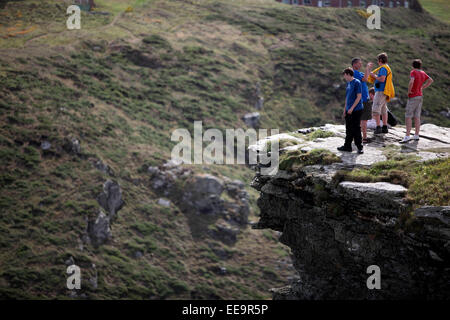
[419,0,450,24]
[0,0,449,299]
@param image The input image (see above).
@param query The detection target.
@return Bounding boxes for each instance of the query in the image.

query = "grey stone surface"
[147,164,250,245]
[440,109,450,119]
[63,137,81,155]
[94,159,114,176]
[147,166,160,176]
[339,181,407,197]
[250,124,450,299]
[191,174,224,196]
[163,158,183,168]
[251,124,449,167]
[97,180,124,221]
[87,210,112,247]
[255,96,264,110]
[65,256,75,266]
[209,222,240,245]
[40,140,51,150]
[157,198,171,207]
[242,112,260,128]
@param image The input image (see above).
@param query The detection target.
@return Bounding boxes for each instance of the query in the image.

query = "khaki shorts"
[405,96,423,118]
[372,91,387,115]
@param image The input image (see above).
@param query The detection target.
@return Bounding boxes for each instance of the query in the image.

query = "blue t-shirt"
[375,66,387,92]
[346,79,363,111]
[353,70,369,102]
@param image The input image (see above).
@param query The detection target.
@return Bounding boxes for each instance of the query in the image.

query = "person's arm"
[369,73,386,82]
[422,77,433,90]
[370,66,386,82]
[347,93,361,114]
[408,77,415,95]
[363,66,370,82]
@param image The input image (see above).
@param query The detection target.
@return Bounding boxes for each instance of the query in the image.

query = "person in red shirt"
[400,59,434,143]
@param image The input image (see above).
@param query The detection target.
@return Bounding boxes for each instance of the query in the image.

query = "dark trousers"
[344,109,363,149]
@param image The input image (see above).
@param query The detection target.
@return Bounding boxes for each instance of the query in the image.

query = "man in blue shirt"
[351,57,372,143]
[337,68,364,154]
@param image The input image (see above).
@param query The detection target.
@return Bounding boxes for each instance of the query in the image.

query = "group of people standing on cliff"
[338,52,434,154]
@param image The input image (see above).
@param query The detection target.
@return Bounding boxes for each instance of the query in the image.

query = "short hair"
[412,59,422,69]
[351,57,361,66]
[377,53,388,64]
[369,87,375,95]
[342,67,354,76]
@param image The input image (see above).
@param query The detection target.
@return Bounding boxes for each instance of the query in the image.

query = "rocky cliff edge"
[250,124,450,299]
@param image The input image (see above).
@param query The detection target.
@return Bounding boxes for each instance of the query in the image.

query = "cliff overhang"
[251,124,450,299]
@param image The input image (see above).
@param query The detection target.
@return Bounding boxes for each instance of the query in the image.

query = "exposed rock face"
[63,137,81,155]
[87,210,112,247]
[242,112,260,128]
[182,174,225,216]
[97,180,124,221]
[209,222,240,245]
[93,159,114,176]
[157,198,171,207]
[251,124,450,299]
[148,160,250,244]
[82,180,124,247]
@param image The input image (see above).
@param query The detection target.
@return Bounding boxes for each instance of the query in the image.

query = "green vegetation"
[334,157,450,207]
[279,148,341,171]
[304,129,335,141]
[420,0,450,24]
[0,0,448,299]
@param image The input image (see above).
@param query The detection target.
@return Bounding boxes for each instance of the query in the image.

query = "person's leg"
[374,114,381,127]
[414,96,423,137]
[344,113,353,148]
[405,117,412,136]
[372,92,382,133]
[381,96,388,132]
[339,113,353,151]
[404,98,414,137]
[382,110,388,126]
[414,117,421,136]
[360,101,371,141]
[353,110,363,150]
[361,120,367,139]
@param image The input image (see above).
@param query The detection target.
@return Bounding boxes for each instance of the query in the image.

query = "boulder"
[97,180,124,221]
[209,222,240,245]
[181,175,225,215]
[40,140,51,150]
[255,97,264,110]
[63,137,81,155]
[242,112,260,128]
[157,198,171,207]
[87,210,112,247]
[191,174,224,195]
[94,159,114,176]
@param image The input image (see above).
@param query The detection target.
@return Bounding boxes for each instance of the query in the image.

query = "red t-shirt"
[409,69,430,98]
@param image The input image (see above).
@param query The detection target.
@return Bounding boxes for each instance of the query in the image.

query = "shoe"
[400,136,411,144]
[337,146,352,152]
[413,135,420,140]
[382,125,388,133]
[357,148,364,154]
[374,126,382,134]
